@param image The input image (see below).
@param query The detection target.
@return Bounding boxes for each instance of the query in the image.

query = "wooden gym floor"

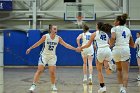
[2,67,140,93]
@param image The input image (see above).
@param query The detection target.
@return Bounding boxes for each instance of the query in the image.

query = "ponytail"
[116,13,128,25]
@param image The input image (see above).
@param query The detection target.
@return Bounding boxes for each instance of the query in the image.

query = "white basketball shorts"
[38,55,57,66]
[96,47,112,63]
[112,46,130,62]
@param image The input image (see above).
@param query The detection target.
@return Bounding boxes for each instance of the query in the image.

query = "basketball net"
[76,16,83,28]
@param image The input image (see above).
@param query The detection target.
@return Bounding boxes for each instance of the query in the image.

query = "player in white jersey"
[76,24,94,84]
[77,22,113,93]
[110,14,134,93]
[134,32,140,81]
[26,24,76,92]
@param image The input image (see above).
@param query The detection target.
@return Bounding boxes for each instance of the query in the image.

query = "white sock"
[89,74,92,78]
[84,75,87,79]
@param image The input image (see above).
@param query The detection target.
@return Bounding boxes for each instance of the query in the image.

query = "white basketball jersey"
[82,31,93,48]
[135,37,140,51]
[41,34,59,56]
[111,26,131,46]
[95,31,109,48]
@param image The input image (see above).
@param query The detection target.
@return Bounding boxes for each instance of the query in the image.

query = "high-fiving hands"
[76,47,83,52]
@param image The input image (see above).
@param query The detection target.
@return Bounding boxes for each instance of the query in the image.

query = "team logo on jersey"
[47,42,57,45]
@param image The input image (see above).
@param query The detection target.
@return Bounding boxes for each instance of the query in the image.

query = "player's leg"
[82,55,88,83]
[33,65,45,83]
[121,61,129,93]
[48,56,57,91]
[87,55,93,84]
[115,62,124,92]
[96,48,107,92]
[104,60,112,75]
[104,49,112,75]
[137,56,140,80]
[96,61,104,84]
[112,48,125,92]
[29,65,45,91]
[96,60,106,93]
[119,47,130,93]
[49,66,57,91]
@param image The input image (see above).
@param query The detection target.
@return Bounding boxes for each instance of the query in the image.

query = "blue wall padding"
[27,30,41,66]
[56,30,96,66]
[3,30,140,66]
[4,30,28,65]
[56,30,83,66]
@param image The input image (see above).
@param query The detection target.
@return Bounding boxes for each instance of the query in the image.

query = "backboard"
[64,3,96,21]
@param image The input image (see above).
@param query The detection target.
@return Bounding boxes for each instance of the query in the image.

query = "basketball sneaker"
[120,87,126,93]
[51,85,58,91]
[108,61,116,72]
[88,77,93,85]
[83,78,87,83]
[98,86,106,93]
[29,84,36,92]
[137,75,140,81]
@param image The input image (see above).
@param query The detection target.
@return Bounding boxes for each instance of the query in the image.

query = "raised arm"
[26,35,46,54]
[76,34,82,47]
[81,32,96,49]
[59,36,76,51]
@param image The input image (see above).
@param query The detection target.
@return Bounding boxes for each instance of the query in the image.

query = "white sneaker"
[29,84,36,92]
[108,61,116,72]
[88,77,93,85]
[120,89,126,93]
[137,75,140,81]
[98,86,106,93]
[83,78,87,83]
[120,87,126,93]
[51,86,58,91]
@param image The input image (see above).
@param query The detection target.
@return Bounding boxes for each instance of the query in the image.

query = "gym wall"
[3,30,139,66]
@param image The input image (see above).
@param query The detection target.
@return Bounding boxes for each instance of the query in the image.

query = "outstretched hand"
[26,48,31,54]
[76,47,83,52]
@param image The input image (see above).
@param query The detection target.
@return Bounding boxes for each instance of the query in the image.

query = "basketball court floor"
[2,67,140,93]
